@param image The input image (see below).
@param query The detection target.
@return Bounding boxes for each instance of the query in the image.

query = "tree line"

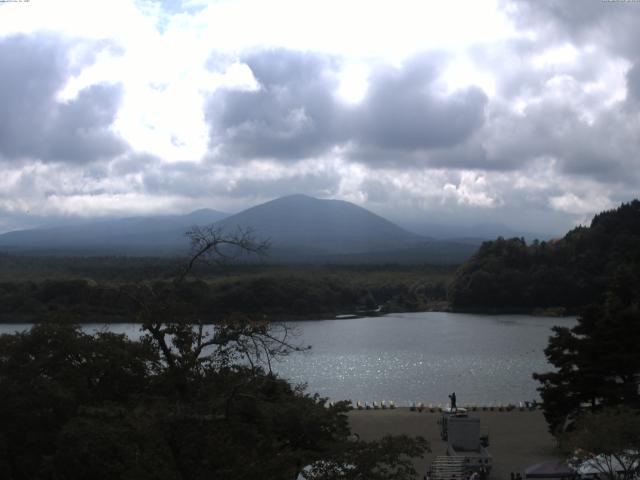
[448,200,640,313]
[533,266,640,480]
[0,228,429,480]
[523,201,640,479]
[0,269,451,323]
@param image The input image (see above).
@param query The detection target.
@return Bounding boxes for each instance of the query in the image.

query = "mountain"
[398,220,554,242]
[0,208,228,254]
[0,195,480,264]
[215,194,421,255]
[448,199,640,313]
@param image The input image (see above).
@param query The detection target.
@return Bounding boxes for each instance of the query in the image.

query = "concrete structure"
[438,411,492,475]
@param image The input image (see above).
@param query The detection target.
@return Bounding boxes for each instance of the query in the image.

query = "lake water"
[0,312,575,406]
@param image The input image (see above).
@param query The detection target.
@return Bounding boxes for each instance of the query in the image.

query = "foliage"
[533,267,640,434]
[302,434,430,480]
[562,407,640,480]
[0,228,429,480]
[448,200,640,312]
[0,323,159,480]
[0,265,453,323]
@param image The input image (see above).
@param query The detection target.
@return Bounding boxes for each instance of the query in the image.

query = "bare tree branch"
[178,225,270,283]
[121,224,305,396]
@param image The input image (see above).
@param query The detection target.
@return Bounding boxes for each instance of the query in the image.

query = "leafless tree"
[179,225,270,282]
[126,226,307,394]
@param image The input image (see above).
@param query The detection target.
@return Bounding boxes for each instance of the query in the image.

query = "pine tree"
[533,267,640,433]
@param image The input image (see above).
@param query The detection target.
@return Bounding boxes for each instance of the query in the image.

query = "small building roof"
[524,461,577,479]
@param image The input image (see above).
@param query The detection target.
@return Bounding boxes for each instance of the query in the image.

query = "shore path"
[348,409,561,480]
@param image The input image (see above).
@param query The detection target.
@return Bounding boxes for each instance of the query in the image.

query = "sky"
[0,0,639,235]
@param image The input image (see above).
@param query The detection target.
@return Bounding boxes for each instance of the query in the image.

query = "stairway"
[431,456,466,480]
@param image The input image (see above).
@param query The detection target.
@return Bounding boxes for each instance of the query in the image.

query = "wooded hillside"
[448,200,640,313]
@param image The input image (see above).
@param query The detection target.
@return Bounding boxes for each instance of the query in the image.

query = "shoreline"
[0,308,577,325]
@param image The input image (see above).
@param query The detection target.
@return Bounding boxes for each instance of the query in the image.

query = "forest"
[448,200,640,314]
[0,259,452,323]
[2,200,640,321]
[0,228,430,480]
[1,202,639,479]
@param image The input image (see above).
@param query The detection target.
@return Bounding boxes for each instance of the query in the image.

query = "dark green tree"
[448,200,640,313]
[561,407,640,480]
[0,323,159,480]
[0,227,429,480]
[533,267,640,433]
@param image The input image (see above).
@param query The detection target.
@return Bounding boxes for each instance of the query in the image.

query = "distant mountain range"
[0,194,480,264]
[0,209,228,255]
[399,220,555,243]
[217,194,420,254]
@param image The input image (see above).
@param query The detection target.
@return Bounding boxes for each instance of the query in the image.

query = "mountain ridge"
[0,208,228,252]
[215,194,423,255]
[0,195,478,264]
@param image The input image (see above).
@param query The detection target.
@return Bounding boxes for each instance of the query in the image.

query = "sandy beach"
[348,408,561,480]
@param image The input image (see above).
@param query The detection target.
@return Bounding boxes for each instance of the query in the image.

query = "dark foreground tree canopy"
[448,199,640,313]
[0,323,426,480]
[0,228,429,480]
[533,267,640,434]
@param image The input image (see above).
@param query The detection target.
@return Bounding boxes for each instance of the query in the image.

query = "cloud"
[549,192,616,216]
[504,0,640,60]
[626,63,640,107]
[205,50,488,167]
[463,5,640,185]
[206,49,346,162]
[1,1,639,237]
[480,101,640,183]
[0,34,127,164]
[46,83,127,163]
[352,55,487,152]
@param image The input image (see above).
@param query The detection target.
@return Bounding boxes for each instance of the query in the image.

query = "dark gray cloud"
[206,49,347,161]
[205,50,488,167]
[504,0,640,60]
[483,100,640,185]
[46,83,127,163]
[0,34,127,164]
[506,0,608,33]
[626,63,640,107]
[353,56,487,151]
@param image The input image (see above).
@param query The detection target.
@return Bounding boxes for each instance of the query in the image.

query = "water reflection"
[0,312,575,405]
[277,312,575,404]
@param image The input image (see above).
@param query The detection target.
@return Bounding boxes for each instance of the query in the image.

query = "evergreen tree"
[533,267,640,433]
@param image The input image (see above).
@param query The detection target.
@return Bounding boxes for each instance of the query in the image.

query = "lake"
[0,312,575,406]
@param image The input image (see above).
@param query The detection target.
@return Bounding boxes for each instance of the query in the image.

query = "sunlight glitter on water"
[276,312,575,404]
[0,312,575,404]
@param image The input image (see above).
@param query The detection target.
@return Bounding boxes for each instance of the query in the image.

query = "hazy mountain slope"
[293,241,478,265]
[399,220,554,242]
[0,195,481,264]
[214,194,422,254]
[0,209,228,253]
